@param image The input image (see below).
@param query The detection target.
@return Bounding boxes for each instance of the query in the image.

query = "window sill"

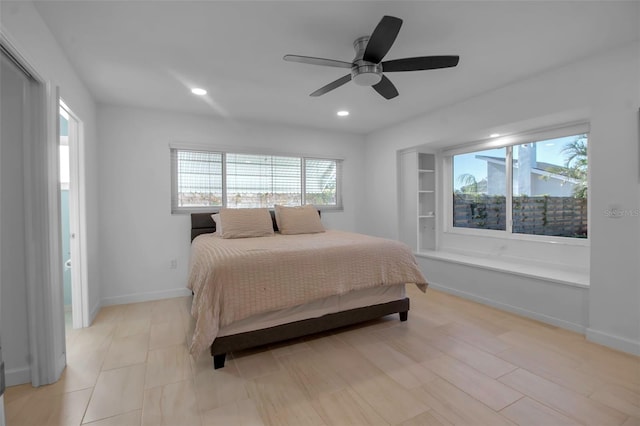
[415,249,589,288]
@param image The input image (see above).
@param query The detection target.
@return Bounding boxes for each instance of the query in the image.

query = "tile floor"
[5,285,640,425]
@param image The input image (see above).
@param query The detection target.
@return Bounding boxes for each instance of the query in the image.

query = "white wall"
[363,41,640,354]
[1,1,101,320]
[97,105,366,305]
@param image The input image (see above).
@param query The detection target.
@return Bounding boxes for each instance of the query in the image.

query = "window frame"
[170,149,224,213]
[170,145,343,214]
[442,122,590,245]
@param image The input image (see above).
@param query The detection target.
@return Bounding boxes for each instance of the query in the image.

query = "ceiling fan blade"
[382,56,460,72]
[372,75,399,100]
[363,15,403,63]
[310,74,352,97]
[283,55,353,69]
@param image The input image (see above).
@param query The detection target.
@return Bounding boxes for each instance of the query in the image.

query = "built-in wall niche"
[418,153,436,251]
[398,149,436,253]
[418,154,435,171]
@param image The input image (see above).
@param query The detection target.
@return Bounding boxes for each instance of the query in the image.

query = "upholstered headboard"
[190,209,320,242]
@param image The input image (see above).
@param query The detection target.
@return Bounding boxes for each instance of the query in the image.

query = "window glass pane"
[512,134,588,238]
[226,153,301,208]
[305,158,338,206]
[176,150,222,208]
[453,148,507,230]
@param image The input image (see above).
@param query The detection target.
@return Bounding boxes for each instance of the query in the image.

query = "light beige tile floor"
[6,286,640,425]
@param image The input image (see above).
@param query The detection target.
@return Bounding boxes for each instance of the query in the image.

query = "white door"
[0,46,32,387]
[1,38,66,389]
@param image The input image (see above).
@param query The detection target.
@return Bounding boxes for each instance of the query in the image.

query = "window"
[226,154,301,208]
[453,148,507,231]
[172,150,223,209]
[171,148,342,213]
[450,127,588,239]
[305,158,339,206]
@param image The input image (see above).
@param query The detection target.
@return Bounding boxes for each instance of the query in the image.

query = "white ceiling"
[34,1,639,135]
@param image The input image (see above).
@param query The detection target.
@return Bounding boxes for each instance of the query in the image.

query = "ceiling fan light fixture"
[352,69,382,86]
[351,62,383,86]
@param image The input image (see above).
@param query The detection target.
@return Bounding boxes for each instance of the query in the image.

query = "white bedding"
[188,230,427,355]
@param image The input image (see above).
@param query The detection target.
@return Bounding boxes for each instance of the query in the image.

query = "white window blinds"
[171,149,223,212]
[305,158,340,206]
[171,148,342,213]
[226,153,301,208]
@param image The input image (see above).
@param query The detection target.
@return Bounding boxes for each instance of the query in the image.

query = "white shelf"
[418,153,436,251]
[399,151,436,252]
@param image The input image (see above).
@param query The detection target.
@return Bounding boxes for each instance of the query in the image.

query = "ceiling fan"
[283,15,459,100]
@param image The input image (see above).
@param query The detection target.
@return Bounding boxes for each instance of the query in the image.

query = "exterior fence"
[453,194,588,238]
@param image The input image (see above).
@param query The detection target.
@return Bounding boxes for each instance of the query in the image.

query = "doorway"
[59,100,87,329]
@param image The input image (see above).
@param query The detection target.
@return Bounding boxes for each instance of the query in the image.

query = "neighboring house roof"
[474,155,580,184]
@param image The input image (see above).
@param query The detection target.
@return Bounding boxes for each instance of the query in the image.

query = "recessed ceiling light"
[191,88,207,96]
[489,133,501,138]
[337,110,349,117]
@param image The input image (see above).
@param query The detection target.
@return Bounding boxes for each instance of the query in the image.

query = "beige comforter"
[187,230,428,355]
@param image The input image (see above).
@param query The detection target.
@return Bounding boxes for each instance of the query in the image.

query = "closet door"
[0,50,32,386]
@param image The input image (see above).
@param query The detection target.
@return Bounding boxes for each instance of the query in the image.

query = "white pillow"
[218,208,275,239]
[274,205,324,235]
[211,213,222,235]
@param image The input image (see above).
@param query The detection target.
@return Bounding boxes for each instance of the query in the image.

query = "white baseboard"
[427,281,639,357]
[101,287,192,307]
[428,281,586,334]
[5,365,30,387]
[586,328,640,356]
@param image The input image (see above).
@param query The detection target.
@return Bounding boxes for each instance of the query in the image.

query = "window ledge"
[415,249,589,288]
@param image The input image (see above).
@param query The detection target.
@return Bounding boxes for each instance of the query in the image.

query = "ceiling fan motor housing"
[351,36,383,86]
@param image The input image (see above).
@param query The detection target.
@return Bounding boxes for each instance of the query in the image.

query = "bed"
[188,208,427,369]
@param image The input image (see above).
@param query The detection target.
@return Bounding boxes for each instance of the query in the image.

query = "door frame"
[1,29,66,386]
[59,100,89,329]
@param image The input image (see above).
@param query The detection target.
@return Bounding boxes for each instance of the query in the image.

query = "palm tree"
[456,173,478,194]
[560,135,588,198]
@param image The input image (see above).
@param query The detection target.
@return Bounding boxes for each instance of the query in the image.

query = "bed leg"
[213,353,226,369]
[399,311,408,322]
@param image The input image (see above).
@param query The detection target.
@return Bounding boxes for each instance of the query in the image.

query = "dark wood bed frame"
[190,211,410,369]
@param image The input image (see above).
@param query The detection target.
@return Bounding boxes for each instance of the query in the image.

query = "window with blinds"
[170,148,342,213]
[226,154,301,208]
[171,150,223,212]
[305,158,340,206]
